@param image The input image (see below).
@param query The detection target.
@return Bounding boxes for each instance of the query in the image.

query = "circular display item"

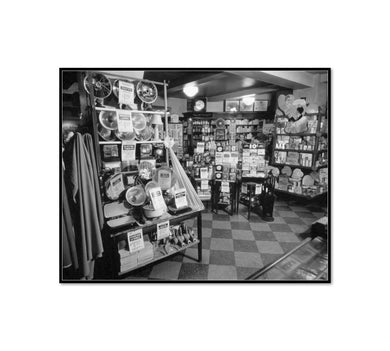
[194,100,205,112]
[99,110,118,130]
[114,129,136,141]
[216,118,225,128]
[83,72,112,99]
[302,175,315,186]
[153,166,177,191]
[135,126,152,141]
[271,167,280,177]
[281,165,292,177]
[132,112,147,131]
[136,81,158,104]
[292,168,304,179]
[143,204,165,219]
[125,185,146,206]
[98,124,115,141]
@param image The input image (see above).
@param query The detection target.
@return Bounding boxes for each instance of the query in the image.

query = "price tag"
[201,180,209,190]
[200,167,208,179]
[157,220,170,240]
[196,142,205,154]
[121,141,136,161]
[150,187,167,210]
[255,184,262,195]
[117,111,133,133]
[127,229,144,253]
[174,188,188,209]
[118,81,135,106]
[221,181,230,193]
[110,174,125,198]
[171,114,179,123]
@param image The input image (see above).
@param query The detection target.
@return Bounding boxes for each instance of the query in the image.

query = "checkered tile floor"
[123,198,327,281]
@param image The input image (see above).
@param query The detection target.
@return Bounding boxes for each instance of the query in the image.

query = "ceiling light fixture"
[183,85,199,98]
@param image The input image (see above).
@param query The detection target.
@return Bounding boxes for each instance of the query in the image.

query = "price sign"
[117,111,133,133]
[121,141,136,161]
[255,184,262,195]
[150,187,167,210]
[174,188,188,209]
[157,220,170,240]
[201,180,209,190]
[127,229,144,253]
[196,142,205,154]
[200,167,208,179]
[221,181,230,193]
[118,81,135,106]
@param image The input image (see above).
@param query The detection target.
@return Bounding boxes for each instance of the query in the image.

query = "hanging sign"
[121,140,136,161]
[127,228,144,253]
[221,181,230,193]
[157,220,170,240]
[174,188,188,209]
[117,111,133,133]
[119,81,135,106]
[150,187,167,210]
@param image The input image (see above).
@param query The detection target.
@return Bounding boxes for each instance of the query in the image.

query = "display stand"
[212,179,237,216]
[85,71,203,278]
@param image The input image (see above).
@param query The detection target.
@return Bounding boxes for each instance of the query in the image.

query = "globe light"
[183,85,199,97]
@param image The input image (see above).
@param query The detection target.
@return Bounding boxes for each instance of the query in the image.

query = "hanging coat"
[70,133,104,279]
[62,164,78,269]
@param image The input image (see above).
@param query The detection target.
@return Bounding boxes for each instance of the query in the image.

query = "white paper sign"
[121,141,136,161]
[171,114,179,123]
[221,181,230,193]
[174,188,188,209]
[200,168,208,179]
[196,142,205,154]
[255,184,262,195]
[110,174,125,198]
[127,229,144,253]
[157,220,170,240]
[201,180,209,191]
[119,81,135,106]
[117,111,133,133]
[150,187,167,210]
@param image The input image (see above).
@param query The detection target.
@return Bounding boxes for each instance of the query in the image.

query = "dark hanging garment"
[62,165,78,269]
[70,133,104,279]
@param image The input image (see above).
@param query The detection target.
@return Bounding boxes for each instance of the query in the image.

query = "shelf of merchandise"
[86,71,203,278]
[271,109,328,198]
[98,140,165,145]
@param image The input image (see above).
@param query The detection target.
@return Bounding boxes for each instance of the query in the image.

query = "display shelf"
[274,148,315,153]
[275,188,327,199]
[95,106,169,115]
[118,239,200,276]
[99,140,165,145]
[276,133,317,136]
[272,163,313,170]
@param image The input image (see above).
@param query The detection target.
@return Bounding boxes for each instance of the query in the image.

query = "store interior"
[61,69,329,282]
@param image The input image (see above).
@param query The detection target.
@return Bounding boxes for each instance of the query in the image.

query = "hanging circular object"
[132,112,147,131]
[99,110,118,130]
[291,168,304,179]
[83,73,112,99]
[125,185,146,207]
[302,175,315,186]
[114,130,136,141]
[98,124,115,141]
[136,80,158,104]
[216,118,225,128]
[135,126,152,141]
[281,166,292,177]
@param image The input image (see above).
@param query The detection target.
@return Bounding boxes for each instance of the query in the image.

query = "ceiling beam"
[227,71,315,89]
[167,72,228,93]
[208,87,277,101]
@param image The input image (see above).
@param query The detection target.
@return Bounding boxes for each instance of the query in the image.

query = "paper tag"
[200,167,208,179]
[118,81,135,106]
[117,111,133,133]
[150,187,167,210]
[157,220,170,240]
[255,184,262,195]
[241,184,248,193]
[110,174,125,198]
[121,141,136,161]
[174,188,188,209]
[127,229,144,253]
[201,180,209,191]
[221,181,230,193]
[196,142,205,154]
[157,169,172,190]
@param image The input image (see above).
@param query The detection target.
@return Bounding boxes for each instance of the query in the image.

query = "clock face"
[194,100,205,112]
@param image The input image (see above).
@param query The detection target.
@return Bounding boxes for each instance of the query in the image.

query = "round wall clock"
[194,99,205,112]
